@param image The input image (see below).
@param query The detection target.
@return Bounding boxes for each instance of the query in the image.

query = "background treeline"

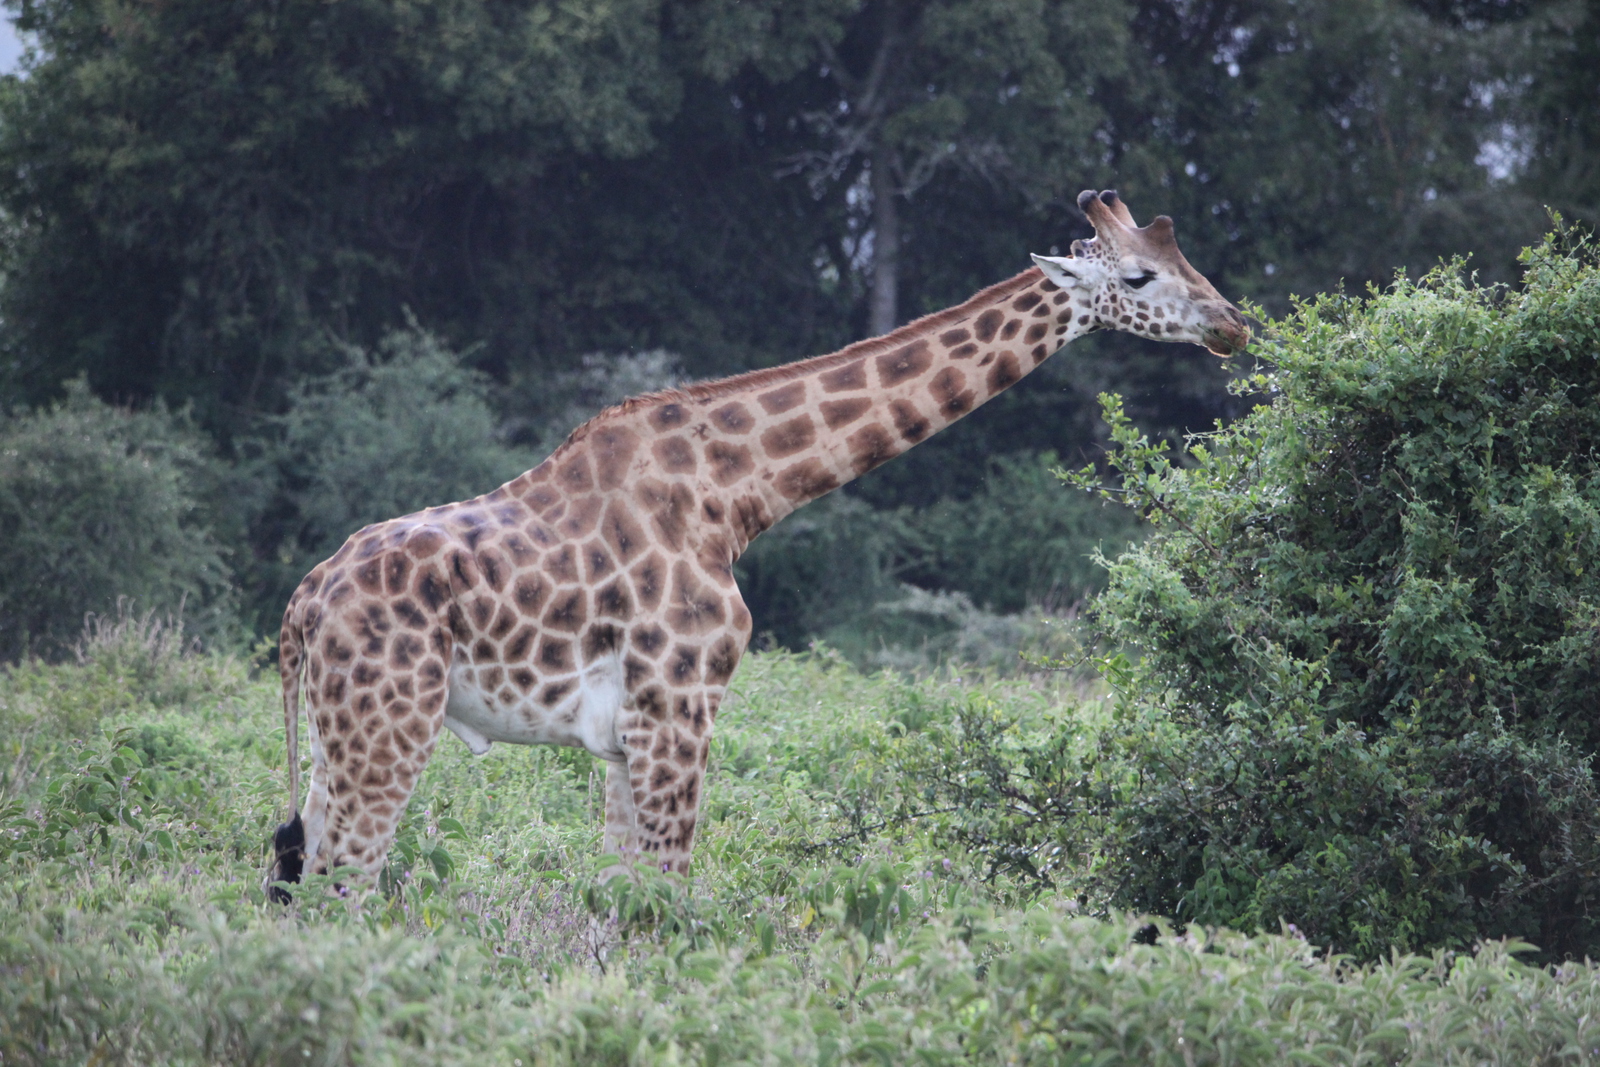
[0,0,1595,653]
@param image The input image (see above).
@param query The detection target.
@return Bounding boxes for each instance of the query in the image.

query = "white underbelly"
[442,658,626,762]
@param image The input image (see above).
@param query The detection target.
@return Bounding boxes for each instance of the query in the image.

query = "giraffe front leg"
[608,687,717,874]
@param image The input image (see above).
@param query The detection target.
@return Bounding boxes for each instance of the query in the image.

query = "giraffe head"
[1031,189,1249,357]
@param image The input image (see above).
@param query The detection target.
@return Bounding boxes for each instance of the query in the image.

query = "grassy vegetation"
[6,619,1600,1065]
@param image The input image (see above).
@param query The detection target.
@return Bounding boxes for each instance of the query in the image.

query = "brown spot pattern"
[875,341,933,386]
[757,382,806,413]
[820,397,872,429]
[652,437,696,473]
[929,367,975,418]
[819,361,867,393]
[987,352,1023,393]
[760,416,817,459]
[847,423,897,475]
[774,458,841,501]
[706,441,755,486]
[711,402,754,434]
[890,400,931,443]
[974,309,1004,342]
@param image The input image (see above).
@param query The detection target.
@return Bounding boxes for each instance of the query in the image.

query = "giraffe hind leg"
[300,648,451,886]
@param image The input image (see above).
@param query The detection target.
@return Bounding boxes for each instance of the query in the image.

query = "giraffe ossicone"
[267,190,1248,896]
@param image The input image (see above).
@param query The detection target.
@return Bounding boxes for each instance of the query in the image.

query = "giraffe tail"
[279,602,305,819]
[270,599,306,901]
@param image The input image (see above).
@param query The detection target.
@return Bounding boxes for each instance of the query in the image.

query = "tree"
[686,0,1132,333]
[1519,0,1600,226]
[0,0,677,429]
[1,0,1560,447]
[1101,0,1553,313]
[3,0,1594,657]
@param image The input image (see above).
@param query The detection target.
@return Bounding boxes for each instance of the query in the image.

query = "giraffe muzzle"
[1202,306,1251,357]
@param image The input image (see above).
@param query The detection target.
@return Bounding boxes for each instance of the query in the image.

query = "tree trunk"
[869,142,899,336]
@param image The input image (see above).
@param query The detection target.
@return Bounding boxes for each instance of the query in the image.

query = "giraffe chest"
[442,652,627,761]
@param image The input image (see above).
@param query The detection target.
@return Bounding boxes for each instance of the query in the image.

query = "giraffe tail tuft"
[269,813,305,903]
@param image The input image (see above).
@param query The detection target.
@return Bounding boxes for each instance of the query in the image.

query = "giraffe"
[267,190,1249,894]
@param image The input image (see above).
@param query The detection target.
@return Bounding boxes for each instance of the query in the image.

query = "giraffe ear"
[1032,253,1085,290]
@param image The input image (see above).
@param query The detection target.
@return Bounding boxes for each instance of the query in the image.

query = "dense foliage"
[737,454,1140,652]
[1,0,1592,493]
[0,0,1591,648]
[9,633,1600,1064]
[1062,231,1600,959]
[241,327,536,632]
[907,452,1142,613]
[0,382,234,659]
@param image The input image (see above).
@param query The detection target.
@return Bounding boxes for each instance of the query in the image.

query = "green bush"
[737,453,1138,659]
[905,451,1143,614]
[245,326,536,629]
[0,380,234,661]
[735,492,910,649]
[13,891,1600,1066]
[1070,228,1600,959]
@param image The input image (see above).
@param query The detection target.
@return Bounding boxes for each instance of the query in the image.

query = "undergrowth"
[7,626,1600,1064]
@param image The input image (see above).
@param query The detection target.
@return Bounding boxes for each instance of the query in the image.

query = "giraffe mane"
[553,266,1045,454]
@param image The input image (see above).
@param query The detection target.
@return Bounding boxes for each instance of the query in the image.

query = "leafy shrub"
[14,895,1600,1066]
[904,451,1143,613]
[735,492,909,649]
[245,325,536,629]
[0,380,234,661]
[0,726,200,873]
[1070,229,1600,959]
[738,453,1135,661]
[0,606,247,803]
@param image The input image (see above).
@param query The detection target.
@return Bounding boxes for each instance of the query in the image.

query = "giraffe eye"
[1125,272,1157,289]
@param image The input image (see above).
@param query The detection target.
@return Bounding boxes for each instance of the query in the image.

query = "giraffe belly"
[442,659,627,761]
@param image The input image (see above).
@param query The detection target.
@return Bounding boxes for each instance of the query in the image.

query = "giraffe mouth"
[1202,311,1251,357]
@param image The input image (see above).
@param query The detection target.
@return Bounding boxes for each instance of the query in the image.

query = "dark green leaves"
[0,381,234,660]
[1074,231,1600,959]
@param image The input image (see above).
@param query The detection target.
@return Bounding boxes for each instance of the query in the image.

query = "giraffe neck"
[516,266,1099,563]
